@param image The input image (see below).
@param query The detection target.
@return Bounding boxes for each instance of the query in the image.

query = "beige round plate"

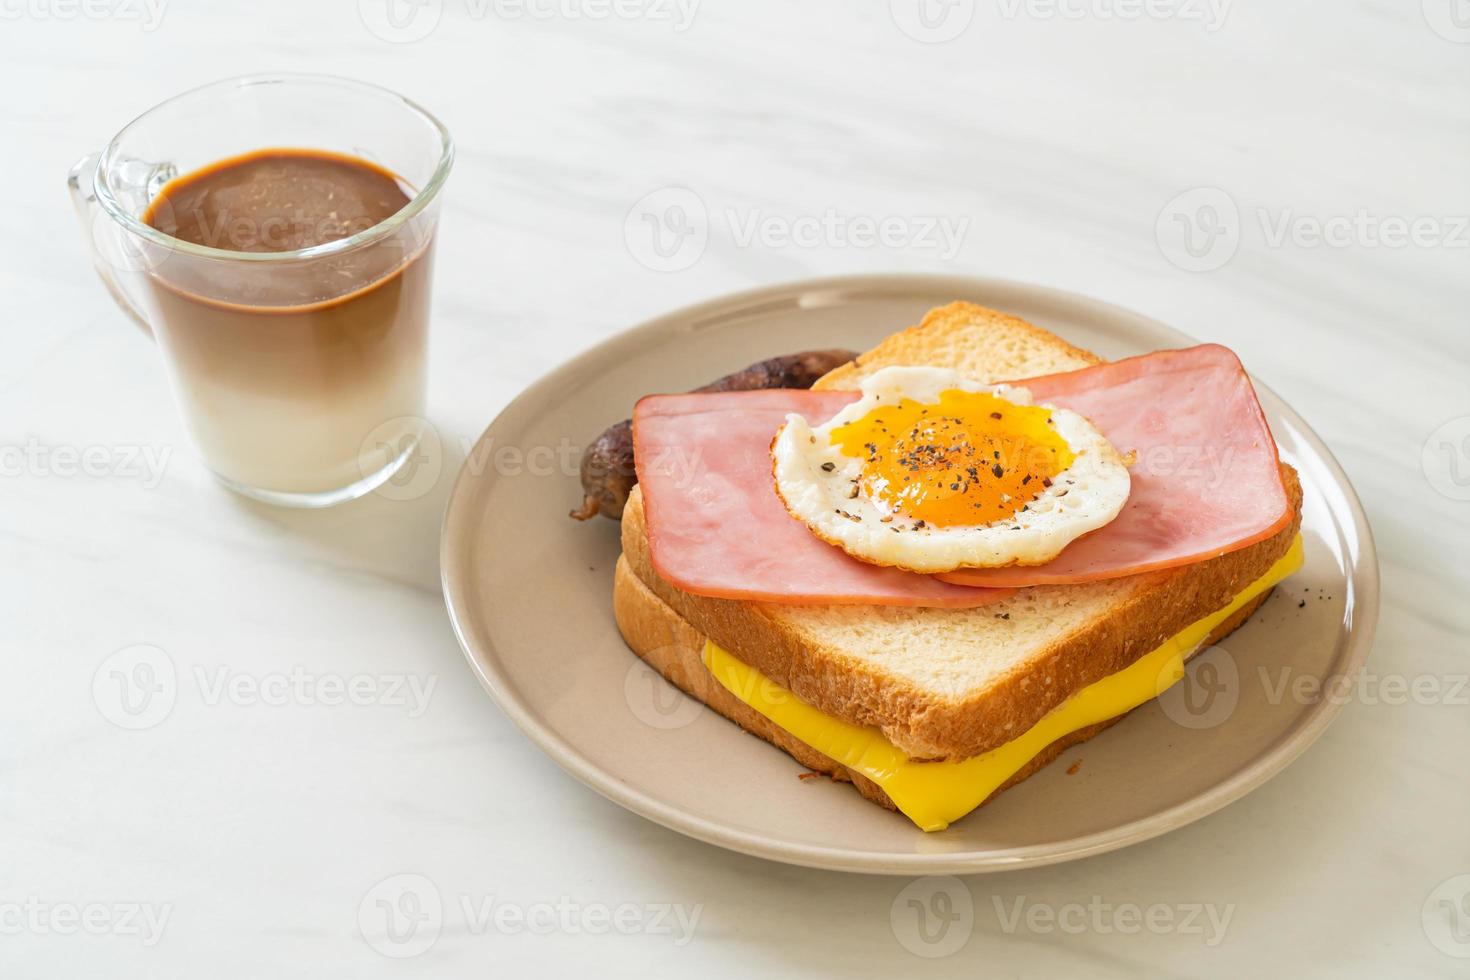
[441,275,1378,874]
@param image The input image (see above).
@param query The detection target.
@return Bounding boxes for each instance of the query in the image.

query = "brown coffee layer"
[138,149,433,396]
[144,149,410,253]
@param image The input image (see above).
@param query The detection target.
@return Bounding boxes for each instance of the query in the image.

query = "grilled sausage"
[570,349,857,521]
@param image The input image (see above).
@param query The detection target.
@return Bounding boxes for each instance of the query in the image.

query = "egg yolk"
[830,390,1075,528]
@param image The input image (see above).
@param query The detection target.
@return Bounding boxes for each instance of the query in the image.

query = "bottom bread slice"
[613,556,1276,822]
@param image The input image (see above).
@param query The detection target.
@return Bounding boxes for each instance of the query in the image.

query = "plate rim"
[440,273,1380,875]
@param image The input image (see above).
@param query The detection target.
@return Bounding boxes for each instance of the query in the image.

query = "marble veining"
[2,1,1467,976]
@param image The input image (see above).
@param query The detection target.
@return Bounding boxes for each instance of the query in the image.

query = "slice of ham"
[633,390,1010,607]
[938,344,1292,587]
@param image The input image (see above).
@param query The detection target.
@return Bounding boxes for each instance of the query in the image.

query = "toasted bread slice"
[617,301,1302,761]
[813,301,1102,390]
[614,553,1278,814]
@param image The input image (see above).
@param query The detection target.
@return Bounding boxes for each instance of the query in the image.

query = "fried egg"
[771,366,1130,572]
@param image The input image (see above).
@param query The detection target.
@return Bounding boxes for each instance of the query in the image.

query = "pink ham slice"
[938,344,1293,588]
[633,389,1010,608]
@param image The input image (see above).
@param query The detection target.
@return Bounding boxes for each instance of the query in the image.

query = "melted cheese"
[702,535,1303,831]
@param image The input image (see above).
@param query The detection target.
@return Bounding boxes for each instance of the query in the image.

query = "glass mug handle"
[67,151,176,336]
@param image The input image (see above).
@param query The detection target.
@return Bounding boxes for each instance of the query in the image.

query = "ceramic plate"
[440,275,1377,874]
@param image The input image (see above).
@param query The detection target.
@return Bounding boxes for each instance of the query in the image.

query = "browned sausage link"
[692,349,859,394]
[569,419,635,522]
[570,349,857,521]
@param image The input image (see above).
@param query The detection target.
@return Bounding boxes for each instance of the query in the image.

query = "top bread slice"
[813,301,1105,390]
[620,301,1302,761]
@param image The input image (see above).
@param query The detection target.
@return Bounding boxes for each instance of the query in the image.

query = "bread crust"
[617,299,1304,760]
[622,469,1299,760]
[812,301,1104,391]
[613,553,1277,818]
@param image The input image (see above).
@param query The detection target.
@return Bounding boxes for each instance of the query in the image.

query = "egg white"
[771,366,1131,573]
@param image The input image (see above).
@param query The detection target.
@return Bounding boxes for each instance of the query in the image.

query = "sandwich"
[602,302,1302,831]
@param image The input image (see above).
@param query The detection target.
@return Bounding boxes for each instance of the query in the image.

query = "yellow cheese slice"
[703,535,1303,831]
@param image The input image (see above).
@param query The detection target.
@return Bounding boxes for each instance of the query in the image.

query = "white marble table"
[4,2,1468,975]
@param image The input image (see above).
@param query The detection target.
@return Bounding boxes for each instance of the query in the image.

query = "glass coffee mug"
[68,74,453,507]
